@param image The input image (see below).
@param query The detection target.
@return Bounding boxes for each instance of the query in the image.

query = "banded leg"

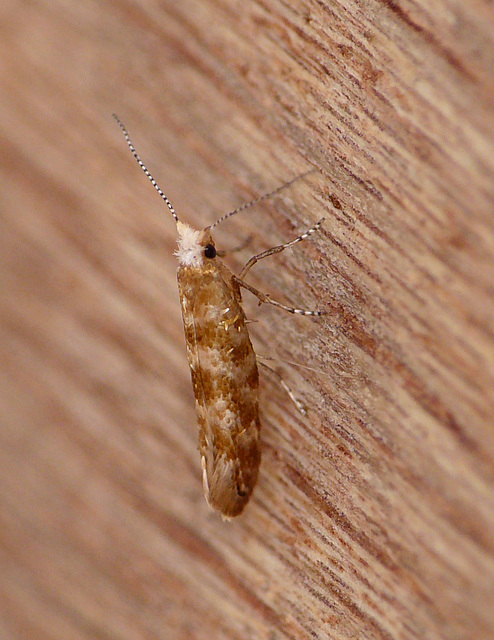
[239,217,325,279]
[234,277,324,316]
[216,235,252,258]
[258,361,307,415]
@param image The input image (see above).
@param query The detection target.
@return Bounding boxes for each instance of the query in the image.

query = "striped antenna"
[113,114,179,223]
[209,168,317,230]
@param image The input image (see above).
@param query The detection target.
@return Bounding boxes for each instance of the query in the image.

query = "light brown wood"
[1,1,494,638]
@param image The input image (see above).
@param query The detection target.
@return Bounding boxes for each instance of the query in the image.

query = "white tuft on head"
[175,221,203,267]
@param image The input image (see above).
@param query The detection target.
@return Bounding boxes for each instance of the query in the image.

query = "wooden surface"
[1,1,494,638]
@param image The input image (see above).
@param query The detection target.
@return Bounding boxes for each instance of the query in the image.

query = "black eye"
[204,243,216,259]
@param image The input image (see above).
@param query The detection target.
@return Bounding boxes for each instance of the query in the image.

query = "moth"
[114,115,324,518]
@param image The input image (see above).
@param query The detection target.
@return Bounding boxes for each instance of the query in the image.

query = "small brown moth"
[114,115,324,518]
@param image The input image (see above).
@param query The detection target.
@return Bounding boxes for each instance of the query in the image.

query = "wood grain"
[1,1,494,638]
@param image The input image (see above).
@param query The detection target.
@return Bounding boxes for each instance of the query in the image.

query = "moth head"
[175,222,216,267]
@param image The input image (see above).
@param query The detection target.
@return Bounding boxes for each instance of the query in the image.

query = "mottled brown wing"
[177,261,261,518]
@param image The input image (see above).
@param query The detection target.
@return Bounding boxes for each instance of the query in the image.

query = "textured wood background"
[1,1,494,639]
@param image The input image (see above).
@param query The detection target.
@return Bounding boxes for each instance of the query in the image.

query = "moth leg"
[216,235,253,258]
[258,360,307,415]
[234,276,324,316]
[239,218,325,279]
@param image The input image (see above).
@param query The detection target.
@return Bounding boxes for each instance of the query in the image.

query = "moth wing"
[178,263,260,518]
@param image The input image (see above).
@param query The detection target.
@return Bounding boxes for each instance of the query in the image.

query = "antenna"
[209,168,317,230]
[113,114,179,223]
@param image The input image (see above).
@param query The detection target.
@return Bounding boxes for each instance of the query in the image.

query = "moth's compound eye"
[204,243,217,259]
